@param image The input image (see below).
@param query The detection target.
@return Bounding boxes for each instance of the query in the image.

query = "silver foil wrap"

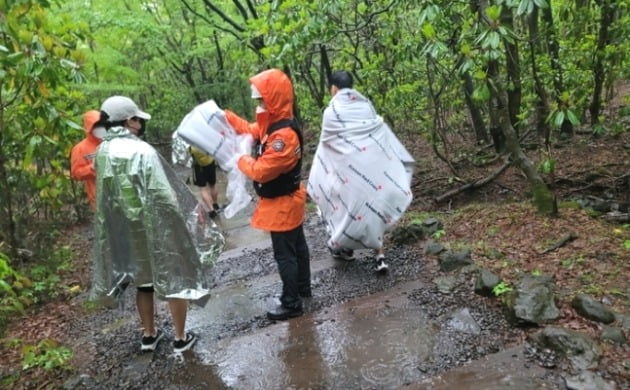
[90,126,224,304]
[171,130,192,168]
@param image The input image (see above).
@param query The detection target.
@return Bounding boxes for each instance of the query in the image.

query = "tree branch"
[435,157,512,203]
[201,0,246,32]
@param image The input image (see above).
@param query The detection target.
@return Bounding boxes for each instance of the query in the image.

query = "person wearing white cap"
[99,95,152,137]
[91,96,217,353]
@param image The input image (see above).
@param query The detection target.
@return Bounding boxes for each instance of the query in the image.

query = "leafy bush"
[0,252,26,336]
[21,339,73,371]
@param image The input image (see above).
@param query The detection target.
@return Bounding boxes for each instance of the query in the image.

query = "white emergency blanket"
[307,88,415,250]
[175,100,252,218]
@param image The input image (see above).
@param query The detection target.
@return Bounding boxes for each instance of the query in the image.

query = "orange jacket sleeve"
[224,110,260,138]
[70,143,96,182]
[237,127,300,184]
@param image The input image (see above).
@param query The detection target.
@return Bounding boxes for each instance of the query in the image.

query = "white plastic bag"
[175,100,252,218]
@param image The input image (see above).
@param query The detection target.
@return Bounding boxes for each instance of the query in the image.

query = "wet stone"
[434,275,457,294]
[438,249,473,272]
[571,294,616,324]
[422,217,443,234]
[615,312,630,330]
[474,268,500,297]
[600,326,626,345]
[390,222,426,245]
[529,327,600,370]
[447,308,481,335]
[564,370,615,390]
[509,274,559,325]
[423,239,445,255]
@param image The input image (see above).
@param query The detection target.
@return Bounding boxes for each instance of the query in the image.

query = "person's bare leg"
[137,290,156,337]
[199,185,215,211]
[168,298,188,340]
[209,184,219,208]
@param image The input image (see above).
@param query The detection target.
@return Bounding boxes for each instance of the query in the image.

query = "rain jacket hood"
[83,110,101,140]
[70,110,103,209]
[250,69,294,133]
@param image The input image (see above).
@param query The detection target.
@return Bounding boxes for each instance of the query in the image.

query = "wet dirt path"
[65,172,563,389]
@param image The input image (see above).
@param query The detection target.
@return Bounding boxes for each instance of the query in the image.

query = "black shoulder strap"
[266,118,303,149]
[267,119,299,134]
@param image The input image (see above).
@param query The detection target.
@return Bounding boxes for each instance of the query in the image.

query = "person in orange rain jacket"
[70,110,105,209]
[224,68,311,321]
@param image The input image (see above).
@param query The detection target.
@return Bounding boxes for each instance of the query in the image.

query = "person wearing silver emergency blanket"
[91,96,224,353]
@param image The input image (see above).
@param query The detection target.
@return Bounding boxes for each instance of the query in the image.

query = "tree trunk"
[0,87,19,258]
[501,7,522,132]
[527,6,551,142]
[541,3,574,137]
[589,0,614,126]
[461,70,489,144]
[487,61,557,216]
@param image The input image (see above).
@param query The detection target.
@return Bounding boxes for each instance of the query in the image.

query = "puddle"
[181,281,437,389]
[188,255,338,329]
[405,346,557,390]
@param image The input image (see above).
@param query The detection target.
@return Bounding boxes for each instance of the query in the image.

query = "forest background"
[0,0,628,379]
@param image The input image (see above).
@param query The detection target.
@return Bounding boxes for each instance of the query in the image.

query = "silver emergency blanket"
[90,126,225,304]
[308,88,415,250]
[171,130,192,168]
[175,100,252,218]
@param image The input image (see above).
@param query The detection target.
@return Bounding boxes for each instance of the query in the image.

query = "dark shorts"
[192,161,216,187]
[137,285,154,293]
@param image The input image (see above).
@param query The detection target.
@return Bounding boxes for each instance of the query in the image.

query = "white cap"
[251,84,262,99]
[101,96,151,122]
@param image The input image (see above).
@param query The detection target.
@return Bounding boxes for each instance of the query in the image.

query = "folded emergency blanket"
[307,88,414,250]
[175,100,252,218]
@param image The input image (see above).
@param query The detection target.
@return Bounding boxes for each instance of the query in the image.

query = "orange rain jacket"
[224,69,306,232]
[70,110,101,209]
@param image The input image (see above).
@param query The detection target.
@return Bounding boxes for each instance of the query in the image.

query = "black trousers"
[270,224,311,309]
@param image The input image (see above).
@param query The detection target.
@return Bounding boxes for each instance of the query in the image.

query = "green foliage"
[0,243,73,337]
[432,229,446,239]
[0,252,26,335]
[21,338,73,371]
[624,240,630,250]
[538,158,556,175]
[0,1,89,252]
[492,281,513,296]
